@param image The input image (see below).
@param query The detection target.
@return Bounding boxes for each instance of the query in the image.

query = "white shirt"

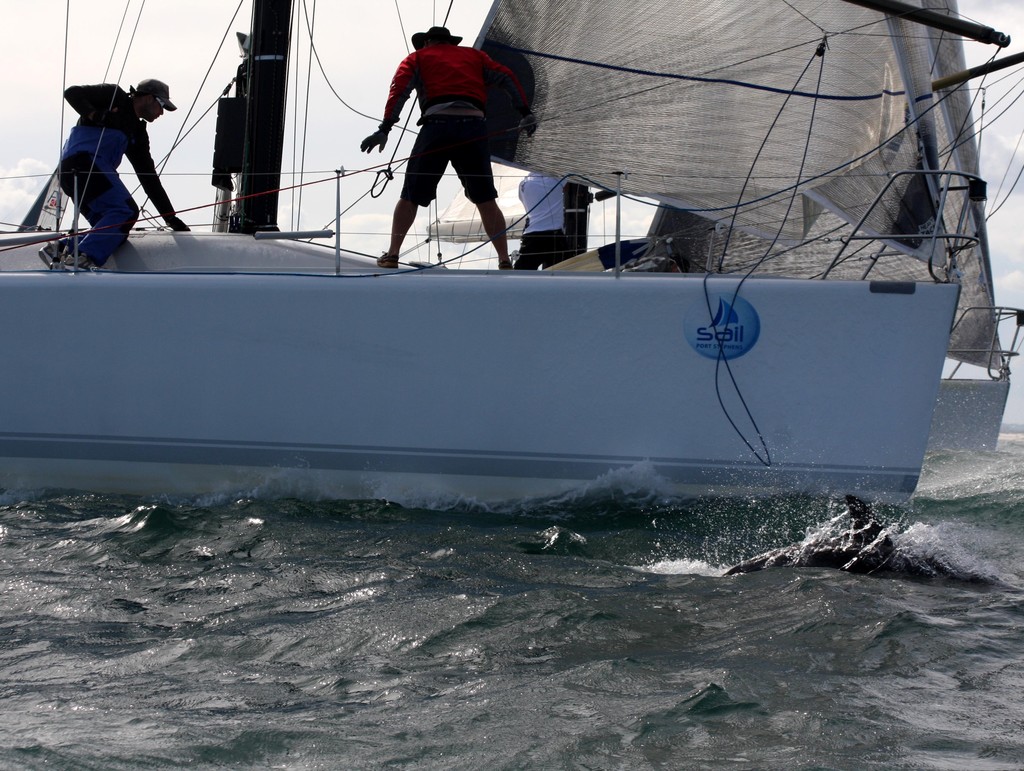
[518,173,565,234]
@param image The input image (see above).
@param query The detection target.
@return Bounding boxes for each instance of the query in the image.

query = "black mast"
[212,0,292,233]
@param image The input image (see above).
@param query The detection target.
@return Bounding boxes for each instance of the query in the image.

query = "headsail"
[480,1,924,244]
[479,0,1003,369]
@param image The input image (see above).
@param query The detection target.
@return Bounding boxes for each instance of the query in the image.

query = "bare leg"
[388,198,419,257]
[476,199,510,264]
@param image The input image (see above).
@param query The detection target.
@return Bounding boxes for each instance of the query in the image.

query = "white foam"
[892,520,1004,581]
[633,558,723,577]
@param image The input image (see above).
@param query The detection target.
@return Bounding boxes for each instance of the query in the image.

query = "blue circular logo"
[684,293,761,360]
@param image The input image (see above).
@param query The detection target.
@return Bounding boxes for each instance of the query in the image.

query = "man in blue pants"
[40,78,189,269]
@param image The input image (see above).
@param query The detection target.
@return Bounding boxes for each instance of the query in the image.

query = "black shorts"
[514,229,571,271]
[401,116,497,207]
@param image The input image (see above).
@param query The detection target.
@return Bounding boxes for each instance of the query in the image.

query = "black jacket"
[62,83,175,217]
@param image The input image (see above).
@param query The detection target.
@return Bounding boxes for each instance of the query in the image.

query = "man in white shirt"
[514,172,570,270]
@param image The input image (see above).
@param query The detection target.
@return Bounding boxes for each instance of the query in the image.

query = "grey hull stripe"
[0,433,920,493]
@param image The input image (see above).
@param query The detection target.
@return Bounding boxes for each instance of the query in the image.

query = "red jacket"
[381,44,529,128]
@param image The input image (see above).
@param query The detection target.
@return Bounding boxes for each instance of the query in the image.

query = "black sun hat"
[411,26,463,50]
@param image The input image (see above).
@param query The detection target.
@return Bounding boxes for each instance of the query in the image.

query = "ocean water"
[1,437,1023,770]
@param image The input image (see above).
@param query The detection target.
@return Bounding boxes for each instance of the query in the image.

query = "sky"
[1,0,1022,424]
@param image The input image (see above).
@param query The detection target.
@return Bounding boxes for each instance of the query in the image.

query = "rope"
[486,40,906,104]
[133,1,245,218]
[694,37,836,470]
[101,1,137,84]
[294,0,318,231]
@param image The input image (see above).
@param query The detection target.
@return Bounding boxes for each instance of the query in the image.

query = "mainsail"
[479,0,1002,369]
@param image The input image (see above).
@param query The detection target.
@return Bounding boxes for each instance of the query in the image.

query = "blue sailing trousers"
[58,127,139,265]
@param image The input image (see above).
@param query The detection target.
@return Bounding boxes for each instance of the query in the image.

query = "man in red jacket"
[361,26,535,269]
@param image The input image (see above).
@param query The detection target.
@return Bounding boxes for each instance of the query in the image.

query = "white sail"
[18,170,62,233]
[480,1,921,243]
[429,163,527,243]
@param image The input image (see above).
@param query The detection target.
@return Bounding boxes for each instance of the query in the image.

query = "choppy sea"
[1,435,1023,770]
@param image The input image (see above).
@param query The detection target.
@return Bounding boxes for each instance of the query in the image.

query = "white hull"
[0,233,958,503]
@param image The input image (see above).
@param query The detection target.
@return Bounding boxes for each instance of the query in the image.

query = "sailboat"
[0,0,1010,504]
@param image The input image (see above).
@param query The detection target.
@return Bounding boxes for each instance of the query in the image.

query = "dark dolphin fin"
[725,496,891,576]
[844,495,874,530]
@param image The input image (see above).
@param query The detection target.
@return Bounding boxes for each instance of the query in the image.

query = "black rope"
[702,37,832,468]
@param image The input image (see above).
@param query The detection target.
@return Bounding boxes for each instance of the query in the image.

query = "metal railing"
[947,306,1024,380]
[822,169,984,281]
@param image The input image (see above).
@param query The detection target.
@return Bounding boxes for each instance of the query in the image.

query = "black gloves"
[518,111,537,137]
[361,129,389,153]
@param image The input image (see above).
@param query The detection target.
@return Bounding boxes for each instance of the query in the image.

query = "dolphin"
[725,496,979,579]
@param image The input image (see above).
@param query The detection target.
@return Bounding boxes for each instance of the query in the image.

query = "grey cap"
[135,78,177,111]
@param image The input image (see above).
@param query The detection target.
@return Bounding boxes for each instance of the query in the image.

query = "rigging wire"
[702,39,832,468]
[300,9,389,122]
[295,0,422,217]
[394,0,409,53]
[300,0,318,229]
[112,0,147,93]
[58,0,71,204]
[982,73,1024,216]
[101,1,135,84]
[293,0,318,231]
[133,1,246,222]
[156,1,245,167]
[368,1,422,199]
[718,43,828,264]
[290,1,302,230]
[57,0,145,237]
[929,55,1024,221]
[988,153,1024,219]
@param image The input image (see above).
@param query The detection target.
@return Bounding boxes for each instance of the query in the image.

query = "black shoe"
[58,251,97,270]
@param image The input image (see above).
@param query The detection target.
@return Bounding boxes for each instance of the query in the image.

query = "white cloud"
[997,269,1024,293]
[0,158,53,228]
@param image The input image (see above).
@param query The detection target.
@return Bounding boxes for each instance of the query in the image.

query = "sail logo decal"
[684,294,761,360]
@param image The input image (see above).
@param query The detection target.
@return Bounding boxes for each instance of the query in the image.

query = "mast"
[211,0,293,234]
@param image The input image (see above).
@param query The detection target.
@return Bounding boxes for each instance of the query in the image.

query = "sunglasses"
[153,95,167,109]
